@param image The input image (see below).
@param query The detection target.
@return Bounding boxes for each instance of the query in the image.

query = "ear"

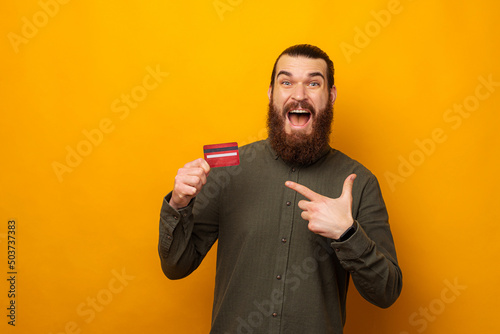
[330,85,337,105]
[268,85,272,101]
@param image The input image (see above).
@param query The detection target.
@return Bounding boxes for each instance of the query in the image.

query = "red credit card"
[203,142,240,168]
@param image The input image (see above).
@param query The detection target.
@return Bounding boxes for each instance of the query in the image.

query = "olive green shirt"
[158,140,402,333]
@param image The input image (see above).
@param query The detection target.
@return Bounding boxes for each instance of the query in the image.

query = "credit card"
[203,142,240,168]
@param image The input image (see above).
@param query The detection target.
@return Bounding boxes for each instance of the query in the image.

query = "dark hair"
[270,44,335,91]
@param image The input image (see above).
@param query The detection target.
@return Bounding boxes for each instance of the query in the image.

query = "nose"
[292,83,306,101]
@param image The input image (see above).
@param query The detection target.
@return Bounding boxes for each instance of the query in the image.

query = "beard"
[267,95,334,166]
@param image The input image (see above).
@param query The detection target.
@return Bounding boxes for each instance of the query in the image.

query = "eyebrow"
[277,70,325,80]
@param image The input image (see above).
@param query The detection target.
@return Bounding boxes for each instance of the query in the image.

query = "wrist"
[334,220,357,242]
[169,198,181,211]
[167,192,181,211]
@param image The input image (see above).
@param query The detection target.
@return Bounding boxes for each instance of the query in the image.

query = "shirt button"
[281,238,287,243]
[335,248,340,252]
[173,215,179,220]
[276,275,282,280]
[167,235,172,240]
[291,168,296,172]
[286,201,291,206]
[272,312,278,318]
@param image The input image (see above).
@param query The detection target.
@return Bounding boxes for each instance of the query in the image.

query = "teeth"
[289,109,309,114]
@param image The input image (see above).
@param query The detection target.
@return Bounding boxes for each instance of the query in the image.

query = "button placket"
[285,166,299,209]
[271,165,299,328]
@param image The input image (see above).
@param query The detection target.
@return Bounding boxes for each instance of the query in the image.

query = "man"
[158,44,402,333]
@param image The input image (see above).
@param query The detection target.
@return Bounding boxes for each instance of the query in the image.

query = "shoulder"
[239,140,268,154]
[324,148,375,179]
[324,150,387,210]
[238,140,275,163]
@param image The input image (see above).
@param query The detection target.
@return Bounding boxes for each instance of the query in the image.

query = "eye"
[281,80,291,86]
[309,82,320,87]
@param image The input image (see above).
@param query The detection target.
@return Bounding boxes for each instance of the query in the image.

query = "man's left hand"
[285,174,357,240]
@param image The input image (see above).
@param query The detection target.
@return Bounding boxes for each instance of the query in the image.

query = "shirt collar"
[265,138,280,160]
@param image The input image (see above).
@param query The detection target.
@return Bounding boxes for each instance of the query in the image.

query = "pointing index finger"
[285,181,322,201]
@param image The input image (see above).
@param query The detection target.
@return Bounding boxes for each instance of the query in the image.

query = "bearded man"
[158,44,402,333]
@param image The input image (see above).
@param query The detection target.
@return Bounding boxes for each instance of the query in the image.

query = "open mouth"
[287,109,311,128]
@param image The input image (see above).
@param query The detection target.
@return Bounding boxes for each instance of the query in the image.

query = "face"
[268,55,337,136]
[267,55,337,166]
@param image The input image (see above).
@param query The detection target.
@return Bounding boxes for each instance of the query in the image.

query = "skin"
[169,158,210,210]
[285,176,356,240]
[170,55,356,240]
[268,55,337,136]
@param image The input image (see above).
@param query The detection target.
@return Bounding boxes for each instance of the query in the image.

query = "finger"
[175,174,205,190]
[174,182,198,198]
[285,181,322,201]
[184,158,211,176]
[171,182,198,209]
[340,174,357,199]
[198,158,211,175]
[297,199,310,211]
[300,210,310,222]
[178,167,208,185]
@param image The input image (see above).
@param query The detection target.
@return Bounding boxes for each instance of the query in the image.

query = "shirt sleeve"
[158,192,219,280]
[331,175,403,308]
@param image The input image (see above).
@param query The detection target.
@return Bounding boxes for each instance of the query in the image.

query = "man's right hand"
[169,158,211,210]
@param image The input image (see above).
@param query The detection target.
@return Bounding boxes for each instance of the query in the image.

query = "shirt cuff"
[160,192,194,236]
[330,221,373,261]
[333,220,358,242]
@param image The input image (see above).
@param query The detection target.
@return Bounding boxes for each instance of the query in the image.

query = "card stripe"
[204,146,238,154]
[206,152,238,159]
[203,142,240,168]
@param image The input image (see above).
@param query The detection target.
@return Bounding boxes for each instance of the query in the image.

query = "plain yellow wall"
[1,1,499,333]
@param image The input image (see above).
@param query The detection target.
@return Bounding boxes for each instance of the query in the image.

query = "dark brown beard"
[267,95,333,166]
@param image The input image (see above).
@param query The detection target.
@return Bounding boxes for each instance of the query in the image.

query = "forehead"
[275,55,327,78]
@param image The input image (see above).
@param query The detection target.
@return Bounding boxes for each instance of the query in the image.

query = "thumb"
[340,174,356,199]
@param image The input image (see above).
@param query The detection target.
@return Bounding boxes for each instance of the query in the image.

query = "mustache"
[283,101,316,117]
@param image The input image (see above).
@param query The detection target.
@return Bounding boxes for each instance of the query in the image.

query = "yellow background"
[1,0,499,333]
